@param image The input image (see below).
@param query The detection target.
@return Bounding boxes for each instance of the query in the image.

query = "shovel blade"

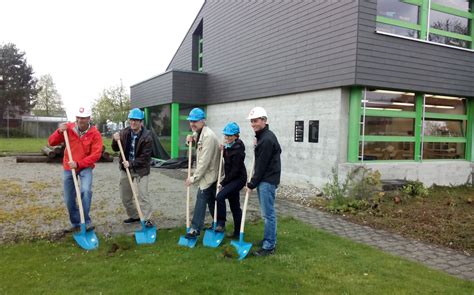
[73,225,99,250]
[231,238,252,260]
[203,229,224,248]
[178,235,197,248]
[178,227,197,248]
[135,223,157,244]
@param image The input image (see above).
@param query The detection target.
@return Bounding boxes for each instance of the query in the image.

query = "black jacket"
[247,125,281,189]
[221,138,247,186]
[112,127,152,177]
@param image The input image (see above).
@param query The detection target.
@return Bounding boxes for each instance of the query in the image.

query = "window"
[376,0,474,50]
[192,20,203,72]
[351,88,469,162]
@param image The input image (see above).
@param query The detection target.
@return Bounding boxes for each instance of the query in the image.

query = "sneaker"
[215,225,225,233]
[63,225,80,233]
[144,220,155,228]
[185,228,200,239]
[253,247,275,257]
[123,218,140,224]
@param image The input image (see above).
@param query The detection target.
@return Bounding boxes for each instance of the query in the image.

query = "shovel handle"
[116,139,145,221]
[213,148,224,225]
[63,130,86,225]
[240,155,255,234]
[186,141,193,229]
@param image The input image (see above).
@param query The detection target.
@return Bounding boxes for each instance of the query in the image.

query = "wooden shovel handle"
[116,139,145,221]
[186,141,193,229]
[240,155,255,234]
[63,130,86,225]
[213,148,224,224]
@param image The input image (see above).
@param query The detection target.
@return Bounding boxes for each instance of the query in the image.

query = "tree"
[92,82,130,131]
[33,74,65,117]
[0,43,38,120]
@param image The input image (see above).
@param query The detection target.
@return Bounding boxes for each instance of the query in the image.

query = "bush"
[402,180,429,198]
[323,166,383,213]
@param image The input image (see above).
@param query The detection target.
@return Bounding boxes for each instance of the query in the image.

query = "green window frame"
[348,87,473,162]
[198,36,203,72]
[376,0,474,50]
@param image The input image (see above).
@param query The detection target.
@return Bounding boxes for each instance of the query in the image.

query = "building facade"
[131,0,474,187]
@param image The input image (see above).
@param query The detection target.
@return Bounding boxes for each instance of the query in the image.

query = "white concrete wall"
[206,88,348,187]
[338,162,473,186]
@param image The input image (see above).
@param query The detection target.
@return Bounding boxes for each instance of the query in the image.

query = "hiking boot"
[144,220,155,228]
[185,228,200,239]
[253,247,275,257]
[123,218,140,224]
[215,225,225,233]
[86,224,95,232]
[63,225,80,233]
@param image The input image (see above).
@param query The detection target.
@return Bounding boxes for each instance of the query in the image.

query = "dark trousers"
[216,179,244,235]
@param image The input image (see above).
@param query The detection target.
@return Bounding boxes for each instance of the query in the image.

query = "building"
[131,0,474,187]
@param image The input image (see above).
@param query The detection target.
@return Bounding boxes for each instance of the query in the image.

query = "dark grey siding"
[131,71,173,108]
[167,0,359,104]
[173,71,207,105]
[356,0,474,97]
[131,71,207,108]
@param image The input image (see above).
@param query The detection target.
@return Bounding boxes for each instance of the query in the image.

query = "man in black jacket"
[216,122,247,239]
[246,107,281,256]
[112,108,154,227]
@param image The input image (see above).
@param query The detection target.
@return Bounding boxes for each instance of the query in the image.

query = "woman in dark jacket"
[216,122,247,239]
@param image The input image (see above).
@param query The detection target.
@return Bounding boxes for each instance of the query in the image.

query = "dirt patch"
[0,157,260,243]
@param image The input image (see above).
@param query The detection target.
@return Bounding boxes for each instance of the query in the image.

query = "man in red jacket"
[48,106,103,232]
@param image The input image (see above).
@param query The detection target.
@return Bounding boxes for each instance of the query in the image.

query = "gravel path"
[0,157,260,242]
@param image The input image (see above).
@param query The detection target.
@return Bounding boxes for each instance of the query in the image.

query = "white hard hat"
[75,106,92,118]
[247,106,267,120]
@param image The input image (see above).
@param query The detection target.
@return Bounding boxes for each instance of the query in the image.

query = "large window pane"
[360,142,414,161]
[431,0,470,12]
[423,142,465,159]
[429,10,469,48]
[363,117,414,136]
[377,0,419,23]
[428,33,469,48]
[364,90,415,111]
[424,95,466,114]
[377,23,419,38]
[423,119,465,136]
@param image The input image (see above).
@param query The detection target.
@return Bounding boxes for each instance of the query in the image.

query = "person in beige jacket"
[184,108,221,239]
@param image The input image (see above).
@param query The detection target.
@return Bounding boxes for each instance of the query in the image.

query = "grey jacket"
[190,126,220,190]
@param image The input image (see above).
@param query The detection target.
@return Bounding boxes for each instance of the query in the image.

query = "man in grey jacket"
[184,108,221,238]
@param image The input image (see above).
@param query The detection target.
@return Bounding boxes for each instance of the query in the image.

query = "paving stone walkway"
[260,197,474,281]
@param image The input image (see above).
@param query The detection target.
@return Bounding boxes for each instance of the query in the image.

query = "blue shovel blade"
[231,239,252,260]
[73,224,99,250]
[135,222,157,244]
[203,229,224,248]
[178,228,197,248]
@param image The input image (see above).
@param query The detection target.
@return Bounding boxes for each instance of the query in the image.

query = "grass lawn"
[0,137,115,154]
[1,219,472,294]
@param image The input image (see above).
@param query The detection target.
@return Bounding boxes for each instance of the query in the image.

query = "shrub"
[402,180,429,198]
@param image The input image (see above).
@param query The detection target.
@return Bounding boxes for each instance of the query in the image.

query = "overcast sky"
[1,0,205,119]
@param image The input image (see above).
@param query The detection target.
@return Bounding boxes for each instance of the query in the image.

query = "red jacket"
[48,122,103,171]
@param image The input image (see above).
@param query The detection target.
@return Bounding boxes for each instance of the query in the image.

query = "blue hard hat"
[128,108,144,120]
[223,122,240,135]
[187,108,206,121]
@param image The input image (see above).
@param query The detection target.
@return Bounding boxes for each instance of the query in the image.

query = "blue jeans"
[191,182,216,231]
[63,168,93,226]
[257,182,277,250]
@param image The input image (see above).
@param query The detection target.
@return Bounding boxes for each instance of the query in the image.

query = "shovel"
[117,139,156,244]
[63,130,99,250]
[178,141,198,248]
[203,148,225,248]
[230,156,255,260]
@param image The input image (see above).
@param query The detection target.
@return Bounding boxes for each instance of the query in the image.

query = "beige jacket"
[190,126,220,190]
